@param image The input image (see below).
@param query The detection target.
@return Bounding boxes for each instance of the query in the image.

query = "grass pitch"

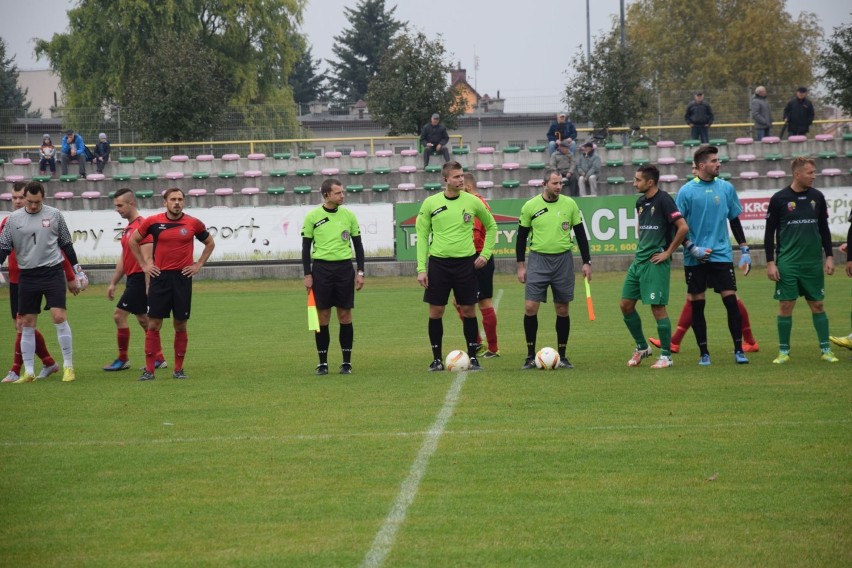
[0,272,850,567]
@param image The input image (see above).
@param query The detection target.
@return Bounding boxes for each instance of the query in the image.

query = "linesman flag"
[584,276,595,321]
[307,289,320,332]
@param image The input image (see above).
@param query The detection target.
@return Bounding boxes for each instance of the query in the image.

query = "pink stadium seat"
[815,134,834,142]
[476,147,495,154]
[243,170,262,178]
[400,149,418,157]
[375,150,393,157]
[321,167,340,176]
[222,154,240,161]
[12,158,32,165]
[476,181,494,189]
[528,179,544,187]
[740,171,760,180]
[822,168,842,176]
[787,135,807,143]
[659,174,679,183]
[766,170,786,179]
[188,188,207,197]
[350,150,368,158]
[54,191,74,200]
[397,183,416,191]
[196,154,214,162]
[248,153,266,160]
[399,165,417,174]
[655,141,675,148]
[170,155,190,162]
[4,175,24,183]
[761,136,780,144]
[165,172,185,180]
[657,157,677,165]
[501,162,520,170]
[214,187,234,196]
[735,137,754,145]
[81,191,101,199]
[736,154,756,162]
[0,193,11,201]
[85,173,105,181]
[475,163,494,171]
[240,187,260,195]
[324,151,342,159]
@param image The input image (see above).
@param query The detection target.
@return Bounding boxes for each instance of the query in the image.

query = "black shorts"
[423,255,478,307]
[684,262,737,295]
[476,256,495,301]
[312,260,355,310]
[18,264,67,315]
[117,273,148,315]
[147,270,192,320]
[9,283,18,319]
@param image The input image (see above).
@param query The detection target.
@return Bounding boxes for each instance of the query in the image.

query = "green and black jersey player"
[621,165,688,369]
[516,168,592,369]
[764,157,838,363]
[303,178,366,375]
[416,161,497,371]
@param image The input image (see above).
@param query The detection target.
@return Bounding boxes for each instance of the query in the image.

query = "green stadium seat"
[108,191,116,198]
[843,133,852,141]
[294,186,312,194]
[528,145,547,153]
[372,167,391,175]
[135,190,154,199]
[452,147,470,155]
[191,172,210,180]
[218,171,237,179]
[604,142,623,150]
[503,146,521,154]
[118,156,137,164]
[630,141,649,149]
[709,138,728,146]
[527,161,546,170]
[270,169,287,177]
[606,159,624,167]
[818,151,837,159]
[32,175,51,182]
[348,168,366,175]
[682,139,701,147]
[718,172,732,180]
[267,187,285,195]
[298,152,316,159]
[112,173,132,182]
[139,173,158,181]
[631,158,650,166]
[371,184,390,193]
[144,156,163,163]
[501,179,521,189]
[719,155,730,163]
[424,182,443,191]
[846,151,852,159]
[764,152,783,161]
[59,174,79,182]
[0,159,5,166]
[273,152,291,160]
[294,169,313,177]
[346,184,364,193]
[606,176,626,185]
[424,165,442,173]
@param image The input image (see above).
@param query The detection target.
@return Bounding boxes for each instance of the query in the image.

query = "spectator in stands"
[783,87,815,137]
[39,134,56,176]
[575,142,601,197]
[420,113,450,168]
[549,139,578,196]
[94,132,111,174]
[546,111,577,155]
[684,92,714,143]
[59,129,87,177]
[750,86,772,141]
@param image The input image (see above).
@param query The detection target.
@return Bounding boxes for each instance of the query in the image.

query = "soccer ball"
[445,350,471,371]
[535,347,560,370]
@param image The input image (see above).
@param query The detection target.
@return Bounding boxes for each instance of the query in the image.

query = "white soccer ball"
[445,350,471,372]
[535,347,560,370]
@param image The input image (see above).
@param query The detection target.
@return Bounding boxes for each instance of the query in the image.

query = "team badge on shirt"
[809,200,816,209]
[787,202,796,212]
[562,221,570,231]
[42,219,50,228]
[180,228,188,235]
[463,212,472,223]
[341,230,350,241]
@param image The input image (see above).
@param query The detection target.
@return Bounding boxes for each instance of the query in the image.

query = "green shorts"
[773,262,825,301]
[622,260,671,305]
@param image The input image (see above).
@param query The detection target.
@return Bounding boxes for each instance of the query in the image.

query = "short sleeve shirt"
[518,194,583,254]
[121,216,152,276]
[136,212,209,270]
[765,186,829,266]
[635,190,683,263]
[675,177,743,265]
[301,205,361,261]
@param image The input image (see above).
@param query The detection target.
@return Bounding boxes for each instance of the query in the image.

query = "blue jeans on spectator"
[59,151,86,176]
[755,127,771,141]
[690,125,709,143]
[39,157,56,175]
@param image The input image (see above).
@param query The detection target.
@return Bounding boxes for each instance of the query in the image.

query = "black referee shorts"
[147,270,193,320]
[312,260,355,310]
[423,255,478,307]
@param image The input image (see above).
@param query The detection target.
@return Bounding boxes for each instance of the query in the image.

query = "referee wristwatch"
[357,270,365,276]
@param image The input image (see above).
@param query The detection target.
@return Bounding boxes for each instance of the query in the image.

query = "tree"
[0,38,40,146]
[563,31,651,131]
[818,22,852,115]
[328,0,405,103]
[35,0,305,109]
[289,43,326,113]
[366,31,466,136]
[123,33,230,142]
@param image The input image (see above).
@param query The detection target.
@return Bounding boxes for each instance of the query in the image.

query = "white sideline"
[361,370,468,568]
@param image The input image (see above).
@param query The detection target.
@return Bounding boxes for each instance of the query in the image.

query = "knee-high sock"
[656,317,672,357]
[556,315,570,358]
[144,329,161,373]
[21,326,36,376]
[54,321,73,368]
[738,299,756,344]
[315,325,330,364]
[174,330,187,371]
[524,314,538,357]
[691,299,709,355]
[777,315,792,353]
[35,330,55,366]
[12,332,23,374]
[481,306,498,352]
[428,318,443,360]
[463,317,479,358]
[723,294,743,353]
[623,310,646,349]
[812,312,830,351]
[117,328,130,361]
[671,300,692,345]
[339,323,353,363]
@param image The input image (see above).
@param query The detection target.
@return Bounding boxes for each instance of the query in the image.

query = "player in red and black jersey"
[103,188,165,372]
[129,188,215,381]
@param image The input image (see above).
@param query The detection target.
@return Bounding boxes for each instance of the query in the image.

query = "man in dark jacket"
[420,113,450,168]
[684,92,714,143]
[783,87,815,137]
[546,111,578,155]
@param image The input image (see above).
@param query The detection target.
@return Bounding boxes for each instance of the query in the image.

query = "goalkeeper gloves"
[73,264,89,291]
[739,245,751,276]
[684,240,711,262]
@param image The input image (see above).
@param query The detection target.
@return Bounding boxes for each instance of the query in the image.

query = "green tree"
[289,43,326,113]
[35,0,305,109]
[123,33,230,142]
[818,22,852,115]
[366,31,466,136]
[328,0,405,103]
[563,31,651,131]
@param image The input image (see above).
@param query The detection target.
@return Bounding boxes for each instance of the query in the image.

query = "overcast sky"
[3,0,850,111]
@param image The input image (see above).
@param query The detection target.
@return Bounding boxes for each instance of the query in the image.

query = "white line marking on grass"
[361,370,468,568]
[2,418,848,448]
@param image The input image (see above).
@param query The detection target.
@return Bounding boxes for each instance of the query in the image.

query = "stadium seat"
[822,168,842,176]
[112,173,131,182]
[709,138,728,146]
[528,145,547,153]
[476,181,494,189]
[214,187,234,195]
[32,175,51,183]
[222,153,241,161]
[399,165,417,174]
[659,174,679,184]
[345,184,364,193]
[188,188,207,197]
[767,170,786,179]
[371,184,390,193]
[59,175,79,182]
[298,151,316,159]
[606,176,626,185]
[397,183,416,191]
[502,179,521,189]
[503,146,521,154]
[54,191,74,200]
[12,158,32,165]
[321,167,340,176]
[240,187,260,195]
[270,170,287,177]
[527,162,546,170]
[718,172,732,180]
[139,172,158,181]
[295,169,313,177]
[347,167,366,175]
[243,170,263,178]
[170,155,189,163]
[218,171,237,179]
[736,154,756,162]
[764,153,783,161]
[4,175,24,183]
[528,179,545,187]
[740,171,759,179]
[267,187,285,195]
[657,156,677,165]
[502,162,520,171]
[135,190,154,199]
[373,167,391,175]
[374,150,393,158]
[192,171,210,180]
[118,156,138,164]
[165,172,184,180]
[272,152,291,160]
[423,182,442,191]
[293,186,312,194]
[424,164,442,173]
[476,163,494,171]
[0,192,10,201]
[248,153,266,161]
[86,173,105,181]
[144,156,162,163]
[324,151,342,159]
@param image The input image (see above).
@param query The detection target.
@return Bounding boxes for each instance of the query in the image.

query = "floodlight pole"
[586,0,591,64]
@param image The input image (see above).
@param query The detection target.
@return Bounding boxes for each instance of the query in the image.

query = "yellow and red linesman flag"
[584,277,595,321]
[307,289,320,332]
